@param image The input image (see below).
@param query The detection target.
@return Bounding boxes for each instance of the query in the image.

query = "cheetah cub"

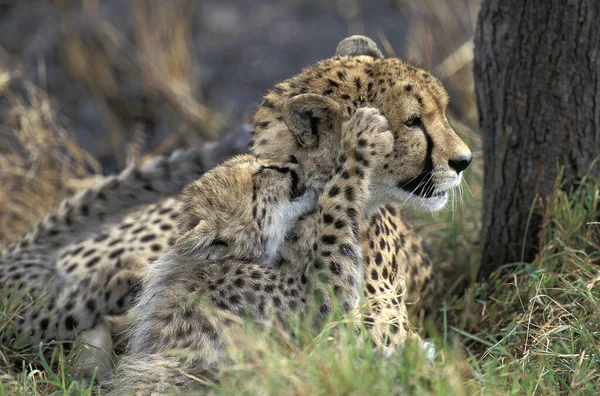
[107,107,393,395]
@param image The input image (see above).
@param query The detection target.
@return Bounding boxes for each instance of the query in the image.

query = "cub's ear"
[174,218,227,260]
[335,35,384,59]
[283,94,341,149]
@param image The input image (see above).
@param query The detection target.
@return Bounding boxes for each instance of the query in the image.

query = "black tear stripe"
[396,124,436,198]
[260,166,301,200]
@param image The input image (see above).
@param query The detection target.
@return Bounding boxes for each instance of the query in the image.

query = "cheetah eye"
[403,115,422,128]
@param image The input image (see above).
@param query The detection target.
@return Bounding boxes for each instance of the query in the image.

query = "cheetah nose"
[287,155,299,164]
[448,154,472,173]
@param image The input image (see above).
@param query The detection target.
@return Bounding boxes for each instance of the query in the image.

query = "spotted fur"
[249,36,472,347]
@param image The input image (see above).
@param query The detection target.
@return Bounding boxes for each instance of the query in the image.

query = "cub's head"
[252,35,472,211]
[174,154,316,264]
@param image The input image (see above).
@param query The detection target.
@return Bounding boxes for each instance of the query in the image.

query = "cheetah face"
[268,88,471,213]
[338,36,472,211]
[252,36,472,213]
[371,78,472,212]
[174,155,317,265]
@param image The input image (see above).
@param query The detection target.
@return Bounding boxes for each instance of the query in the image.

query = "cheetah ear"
[283,94,342,149]
[174,219,227,260]
[335,35,384,59]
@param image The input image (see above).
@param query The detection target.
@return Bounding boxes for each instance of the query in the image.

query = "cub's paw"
[343,108,393,166]
[372,340,436,364]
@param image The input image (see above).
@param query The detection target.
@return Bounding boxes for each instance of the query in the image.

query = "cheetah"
[49,35,471,351]
[0,149,209,377]
[107,106,393,395]
[249,35,472,345]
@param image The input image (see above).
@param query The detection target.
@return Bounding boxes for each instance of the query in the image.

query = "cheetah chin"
[371,170,461,212]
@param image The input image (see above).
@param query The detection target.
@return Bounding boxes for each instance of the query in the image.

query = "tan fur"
[174,155,316,265]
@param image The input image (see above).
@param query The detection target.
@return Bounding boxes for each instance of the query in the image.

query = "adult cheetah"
[250,35,472,346]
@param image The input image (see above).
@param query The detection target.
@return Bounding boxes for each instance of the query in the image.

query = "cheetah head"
[252,36,472,212]
[174,154,316,265]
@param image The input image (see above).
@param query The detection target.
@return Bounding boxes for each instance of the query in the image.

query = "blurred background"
[0,0,481,248]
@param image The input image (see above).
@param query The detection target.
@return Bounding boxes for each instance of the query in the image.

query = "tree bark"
[474,0,600,279]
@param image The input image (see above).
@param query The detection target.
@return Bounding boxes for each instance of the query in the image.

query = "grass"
[0,77,101,246]
[2,174,598,394]
[1,0,599,395]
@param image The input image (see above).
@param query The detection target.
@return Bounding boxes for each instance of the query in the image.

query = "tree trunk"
[474,0,600,279]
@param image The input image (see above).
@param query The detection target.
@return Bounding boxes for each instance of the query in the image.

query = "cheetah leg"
[360,207,436,360]
[309,107,393,323]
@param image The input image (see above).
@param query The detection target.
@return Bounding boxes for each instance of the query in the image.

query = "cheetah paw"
[344,107,394,165]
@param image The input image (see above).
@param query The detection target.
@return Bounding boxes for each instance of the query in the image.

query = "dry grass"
[0,1,225,245]
[129,0,224,137]
[0,2,224,392]
[0,74,100,247]
[58,0,223,167]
